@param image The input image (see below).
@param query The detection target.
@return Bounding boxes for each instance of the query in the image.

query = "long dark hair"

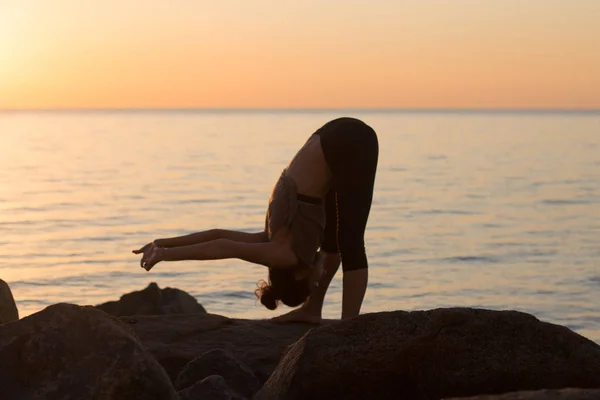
[255,268,310,310]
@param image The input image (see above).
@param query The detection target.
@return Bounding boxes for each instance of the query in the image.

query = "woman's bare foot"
[271,306,322,324]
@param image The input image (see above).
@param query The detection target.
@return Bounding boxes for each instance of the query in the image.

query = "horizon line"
[1,106,599,113]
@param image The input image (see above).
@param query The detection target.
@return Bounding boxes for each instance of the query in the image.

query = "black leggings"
[314,117,379,271]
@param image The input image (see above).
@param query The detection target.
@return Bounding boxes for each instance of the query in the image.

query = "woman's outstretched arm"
[138,238,298,271]
[153,229,268,248]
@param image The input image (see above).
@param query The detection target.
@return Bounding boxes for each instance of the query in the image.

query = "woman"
[133,117,379,323]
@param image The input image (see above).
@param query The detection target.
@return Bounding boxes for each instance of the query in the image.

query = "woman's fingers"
[144,261,154,271]
[141,245,159,271]
[132,242,152,254]
[132,246,145,254]
[134,242,160,271]
[143,256,156,271]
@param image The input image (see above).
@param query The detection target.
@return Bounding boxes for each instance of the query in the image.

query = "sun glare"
[0,6,25,102]
[0,19,15,67]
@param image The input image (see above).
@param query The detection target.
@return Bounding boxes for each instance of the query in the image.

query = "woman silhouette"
[133,117,379,323]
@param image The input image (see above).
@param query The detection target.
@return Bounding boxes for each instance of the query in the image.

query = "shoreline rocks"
[96,282,206,317]
[175,348,261,397]
[178,375,246,400]
[1,282,600,400]
[256,308,600,400]
[0,303,177,400]
[0,279,19,324]
[444,388,600,399]
[120,312,320,385]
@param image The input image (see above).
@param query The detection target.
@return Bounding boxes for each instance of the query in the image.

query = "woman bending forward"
[133,117,379,323]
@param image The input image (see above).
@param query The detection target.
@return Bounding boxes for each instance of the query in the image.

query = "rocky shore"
[1,280,600,400]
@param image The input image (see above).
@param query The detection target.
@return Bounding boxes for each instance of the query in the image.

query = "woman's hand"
[132,242,154,265]
[132,241,165,271]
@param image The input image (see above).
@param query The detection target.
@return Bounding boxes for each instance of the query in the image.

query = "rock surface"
[256,308,600,400]
[178,375,246,400]
[0,303,178,400]
[121,312,321,384]
[5,283,600,400]
[175,348,261,397]
[96,282,206,317]
[0,279,19,324]
[444,388,600,399]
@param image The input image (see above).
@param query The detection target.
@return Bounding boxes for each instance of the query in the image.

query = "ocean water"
[1,110,599,342]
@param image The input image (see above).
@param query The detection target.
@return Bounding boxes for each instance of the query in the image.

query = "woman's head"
[255,268,311,310]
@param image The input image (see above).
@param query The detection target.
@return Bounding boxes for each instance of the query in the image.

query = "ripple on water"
[587,276,600,285]
[152,271,188,278]
[426,154,448,160]
[16,299,53,306]
[70,236,121,242]
[441,255,500,264]
[406,292,431,299]
[539,199,590,205]
[478,223,506,229]
[533,179,596,187]
[368,282,394,289]
[11,270,142,287]
[169,198,221,205]
[222,290,253,299]
[414,209,481,216]
[4,256,130,269]
[0,220,38,226]
[532,290,556,295]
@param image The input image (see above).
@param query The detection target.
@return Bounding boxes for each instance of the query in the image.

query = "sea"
[1,109,599,342]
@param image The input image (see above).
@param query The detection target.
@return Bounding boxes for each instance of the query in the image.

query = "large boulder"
[0,303,178,400]
[175,348,261,398]
[0,279,19,324]
[121,312,322,384]
[178,375,246,400]
[256,308,600,400]
[96,282,206,316]
[444,388,600,399]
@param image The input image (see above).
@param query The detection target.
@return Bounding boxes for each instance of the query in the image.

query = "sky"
[1,0,599,110]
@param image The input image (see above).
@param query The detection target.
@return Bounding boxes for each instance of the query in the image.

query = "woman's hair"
[255,268,311,310]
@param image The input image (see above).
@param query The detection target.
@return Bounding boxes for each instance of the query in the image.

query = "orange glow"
[1,1,600,110]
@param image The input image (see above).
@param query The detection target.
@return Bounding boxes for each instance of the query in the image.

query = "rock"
[0,279,19,324]
[178,375,246,400]
[0,303,178,400]
[121,312,322,384]
[444,388,600,399]
[256,308,600,400]
[96,282,206,317]
[175,348,261,398]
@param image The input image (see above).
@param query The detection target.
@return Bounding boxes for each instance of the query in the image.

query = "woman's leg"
[273,118,379,322]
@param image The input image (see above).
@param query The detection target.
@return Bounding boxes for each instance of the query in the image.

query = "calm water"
[1,110,599,342]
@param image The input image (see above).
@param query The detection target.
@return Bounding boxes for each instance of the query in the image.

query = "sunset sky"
[1,0,599,110]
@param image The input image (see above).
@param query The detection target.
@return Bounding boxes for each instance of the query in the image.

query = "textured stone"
[175,348,260,397]
[257,308,600,400]
[178,375,246,400]
[444,388,600,400]
[0,279,19,324]
[96,282,206,317]
[122,312,319,384]
[0,303,177,400]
